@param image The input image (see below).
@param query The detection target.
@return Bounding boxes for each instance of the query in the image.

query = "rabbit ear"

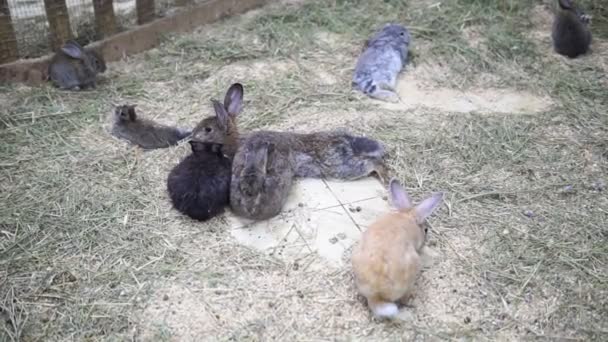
[127,105,137,120]
[558,0,573,10]
[212,100,230,132]
[389,179,413,210]
[256,143,269,170]
[224,83,244,117]
[61,41,85,60]
[414,193,444,224]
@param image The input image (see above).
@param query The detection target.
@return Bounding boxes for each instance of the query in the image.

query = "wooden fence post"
[136,0,155,25]
[43,0,72,50]
[92,0,117,37]
[0,0,18,63]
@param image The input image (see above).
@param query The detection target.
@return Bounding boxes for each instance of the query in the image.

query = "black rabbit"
[552,0,592,58]
[167,141,232,221]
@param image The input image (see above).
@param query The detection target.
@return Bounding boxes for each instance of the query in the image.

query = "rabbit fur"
[552,0,592,58]
[167,141,232,221]
[111,104,191,150]
[191,83,388,220]
[48,40,106,90]
[166,85,244,221]
[352,23,411,103]
[351,179,443,319]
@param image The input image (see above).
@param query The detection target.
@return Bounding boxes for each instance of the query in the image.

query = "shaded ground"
[1,0,607,340]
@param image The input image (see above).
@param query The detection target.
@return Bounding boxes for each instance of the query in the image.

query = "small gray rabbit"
[48,40,106,90]
[352,23,411,103]
[552,0,592,58]
[111,104,191,150]
[191,83,388,220]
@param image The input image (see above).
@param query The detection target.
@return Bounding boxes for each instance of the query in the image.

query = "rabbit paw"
[398,293,415,307]
[369,89,400,103]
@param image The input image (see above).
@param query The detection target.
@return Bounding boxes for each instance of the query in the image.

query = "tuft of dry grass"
[1,0,607,340]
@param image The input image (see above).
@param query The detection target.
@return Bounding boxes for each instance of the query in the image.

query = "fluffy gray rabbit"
[228,125,296,220]
[111,104,191,150]
[48,40,106,90]
[552,0,592,58]
[352,23,411,103]
[191,83,388,220]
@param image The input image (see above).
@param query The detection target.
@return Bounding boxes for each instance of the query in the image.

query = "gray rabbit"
[48,40,106,90]
[191,83,388,220]
[552,0,592,58]
[352,23,411,103]
[229,128,296,220]
[111,104,191,150]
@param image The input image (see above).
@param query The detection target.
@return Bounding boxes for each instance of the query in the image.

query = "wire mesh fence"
[0,0,206,63]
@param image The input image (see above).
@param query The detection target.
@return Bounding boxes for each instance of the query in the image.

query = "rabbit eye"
[400,32,405,36]
[205,127,212,133]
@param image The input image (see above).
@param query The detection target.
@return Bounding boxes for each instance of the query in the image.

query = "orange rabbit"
[351,179,443,318]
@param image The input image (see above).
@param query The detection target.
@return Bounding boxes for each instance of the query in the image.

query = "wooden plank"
[43,0,73,50]
[0,0,270,85]
[93,0,118,38]
[0,0,18,63]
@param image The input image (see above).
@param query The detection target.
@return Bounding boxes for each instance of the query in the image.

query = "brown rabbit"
[351,179,443,319]
[191,84,389,220]
[192,85,388,182]
[229,132,295,220]
[190,83,291,220]
[111,104,191,150]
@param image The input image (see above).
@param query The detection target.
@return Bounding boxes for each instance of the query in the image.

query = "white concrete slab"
[229,177,392,268]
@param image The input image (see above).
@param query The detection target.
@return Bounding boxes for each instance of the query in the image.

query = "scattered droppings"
[298,202,304,207]
[560,185,576,195]
[337,233,347,240]
[163,294,169,301]
[464,316,471,324]
[591,180,605,191]
[523,210,535,218]
[355,206,362,212]
[296,290,304,299]
[329,237,339,244]
[293,262,299,270]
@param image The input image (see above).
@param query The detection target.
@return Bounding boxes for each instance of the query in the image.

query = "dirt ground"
[1,0,607,341]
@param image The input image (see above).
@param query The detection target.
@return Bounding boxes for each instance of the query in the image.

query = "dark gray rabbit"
[111,104,191,150]
[48,40,106,90]
[166,141,232,221]
[552,0,592,58]
[191,83,388,220]
[352,23,411,103]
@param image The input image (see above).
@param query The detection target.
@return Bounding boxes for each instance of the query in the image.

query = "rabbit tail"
[353,78,399,103]
[368,297,399,318]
